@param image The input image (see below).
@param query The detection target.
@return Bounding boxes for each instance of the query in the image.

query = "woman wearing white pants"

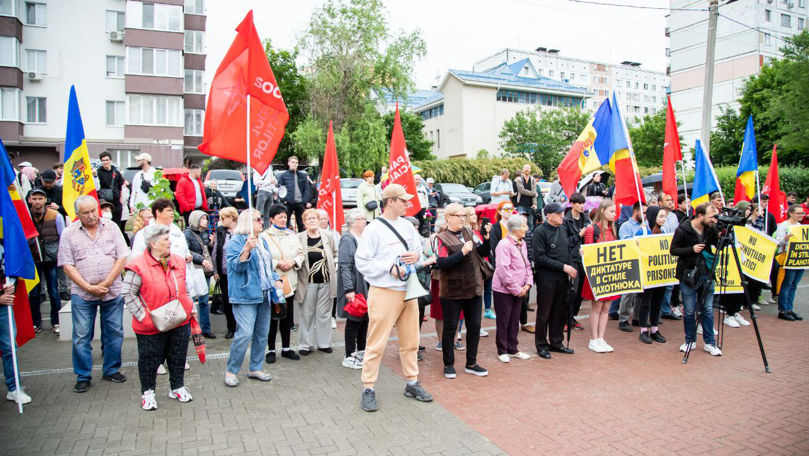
[295,209,338,354]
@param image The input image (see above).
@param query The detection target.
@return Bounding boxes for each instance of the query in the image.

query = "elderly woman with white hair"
[184,210,215,338]
[122,224,196,410]
[336,209,369,369]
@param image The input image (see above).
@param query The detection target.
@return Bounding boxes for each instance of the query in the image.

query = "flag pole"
[614,94,647,229]
[679,160,689,210]
[246,94,253,236]
[6,290,22,414]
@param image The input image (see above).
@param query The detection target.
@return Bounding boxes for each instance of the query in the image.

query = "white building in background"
[474,48,669,118]
[669,0,809,147]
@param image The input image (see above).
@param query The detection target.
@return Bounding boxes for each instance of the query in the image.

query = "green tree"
[336,104,389,176]
[709,106,745,166]
[382,110,434,161]
[291,117,326,163]
[627,110,685,168]
[264,40,309,164]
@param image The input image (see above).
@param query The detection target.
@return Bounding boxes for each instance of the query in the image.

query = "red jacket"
[125,252,194,335]
[175,175,209,213]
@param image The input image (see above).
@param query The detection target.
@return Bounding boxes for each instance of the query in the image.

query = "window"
[419,104,444,119]
[26,96,45,123]
[25,49,45,74]
[184,69,204,93]
[0,36,19,67]
[635,82,639,89]
[801,0,806,7]
[548,70,554,77]
[185,30,205,53]
[592,76,598,83]
[184,109,203,135]
[800,18,805,29]
[25,2,45,26]
[0,88,19,121]
[0,0,16,16]
[126,1,182,32]
[185,0,205,14]
[625,80,630,88]
[126,47,182,77]
[127,94,182,126]
[765,9,771,22]
[643,83,649,90]
[106,55,124,77]
[106,10,125,32]
[106,150,136,169]
[644,95,650,102]
[764,32,772,45]
[782,14,791,27]
[652,84,656,91]
[569,73,575,81]
[106,101,125,126]
[560,71,565,80]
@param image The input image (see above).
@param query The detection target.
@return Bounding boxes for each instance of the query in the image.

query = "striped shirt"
[57,219,129,301]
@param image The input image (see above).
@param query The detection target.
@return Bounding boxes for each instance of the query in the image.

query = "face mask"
[102,212,113,220]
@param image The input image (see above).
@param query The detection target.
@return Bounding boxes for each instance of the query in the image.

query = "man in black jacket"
[97,152,125,232]
[277,156,310,231]
[532,203,578,359]
[36,170,66,216]
[669,202,722,357]
[563,193,589,330]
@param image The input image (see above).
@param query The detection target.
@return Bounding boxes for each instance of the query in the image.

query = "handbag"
[145,271,188,332]
[211,281,225,314]
[190,230,215,278]
[365,200,378,211]
[462,228,494,281]
[270,291,287,320]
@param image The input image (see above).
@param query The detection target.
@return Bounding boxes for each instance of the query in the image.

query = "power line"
[566,0,708,12]
[717,12,793,45]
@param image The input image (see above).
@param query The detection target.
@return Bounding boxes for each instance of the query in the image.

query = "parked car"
[204,169,244,203]
[538,181,551,198]
[436,183,482,207]
[340,178,363,208]
[473,182,491,204]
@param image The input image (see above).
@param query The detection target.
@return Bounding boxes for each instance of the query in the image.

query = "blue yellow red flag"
[556,99,611,197]
[733,115,758,202]
[692,139,722,206]
[606,93,645,206]
[62,86,98,220]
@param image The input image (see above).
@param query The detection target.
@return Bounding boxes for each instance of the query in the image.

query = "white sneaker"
[672,308,683,318]
[342,355,362,370]
[355,350,365,361]
[704,344,722,356]
[733,313,750,326]
[184,362,190,370]
[588,339,604,353]
[156,364,167,375]
[679,342,696,352]
[513,351,530,360]
[168,386,193,403]
[141,389,158,410]
[52,324,60,335]
[723,315,740,328]
[696,324,702,334]
[224,373,239,387]
[599,339,614,353]
[6,388,31,404]
[751,303,761,311]
[479,329,489,337]
[331,317,337,329]
[498,354,510,363]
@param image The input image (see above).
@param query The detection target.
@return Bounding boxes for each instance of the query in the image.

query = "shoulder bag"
[145,271,187,332]
[463,228,494,281]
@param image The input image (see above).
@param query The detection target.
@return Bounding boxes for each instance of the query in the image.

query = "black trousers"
[136,323,190,393]
[285,202,306,232]
[639,287,666,328]
[344,317,368,357]
[534,278,568,350]
[268,295,294,350]
[520,295,529,325]
[441,296,482,367]
[567,261,585,324]
[220,275,236,332]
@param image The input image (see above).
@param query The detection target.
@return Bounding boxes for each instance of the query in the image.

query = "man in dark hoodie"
[563,193,589,330]
[532,203,578,359]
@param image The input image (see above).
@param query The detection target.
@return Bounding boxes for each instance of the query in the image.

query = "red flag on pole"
[198,11,289,174]
[317,121,344,230]
[762,145,787,223]
[663,96,683,209]
[386,104,422,217]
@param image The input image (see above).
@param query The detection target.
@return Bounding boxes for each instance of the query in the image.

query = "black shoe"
[444,366,456,379]
[639,332,652,344]
[549,345,574,354]
[661,313,681,321]
[281,350,300,360]
[225,330,235,339]
[788,311,803,321]
[418,345,425,351]
[300,349,311,356]
[778,312,796,321]
[73,380,90,393]
[608,313,619,320]
[650,331,667,343]
[464,364,488,377]
[417,351,424,361]
[527,306,536,312]
[618,321,633,332]
[102,372,127,383]
[265,351,276,364]
[203,332,217,339]
[361,389,378,412]
[631,319,640,327]
[210,307,224,315]
[404,382,433,402]
[538,348,552,359]
[318,347,333,354]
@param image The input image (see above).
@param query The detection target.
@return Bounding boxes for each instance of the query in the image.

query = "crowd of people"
[1,156,806,412]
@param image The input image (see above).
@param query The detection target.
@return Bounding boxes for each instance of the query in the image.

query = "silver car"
[204,169,244,201]
[341,178,363,208]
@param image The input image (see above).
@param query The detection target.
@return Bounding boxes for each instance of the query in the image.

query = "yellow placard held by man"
[733,225,777,282]
[582,239,643,300]
[783,225,809,269]
[713,246,744,294]
[637,234,678,289]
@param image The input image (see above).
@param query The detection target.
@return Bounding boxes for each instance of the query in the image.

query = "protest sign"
[733,226,777,282]
[713,246,744,294]
[784,224,809,269]
[637,234,678,289]
[582,239,643,300]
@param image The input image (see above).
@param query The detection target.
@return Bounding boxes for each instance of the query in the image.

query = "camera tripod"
[681,224,772,373]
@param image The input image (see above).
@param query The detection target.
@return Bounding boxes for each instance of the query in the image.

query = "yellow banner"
[713,246,744,294]
[733,225,777,282]
[637,234,678,289]
[582,239,643,300]
[784,224,809,269]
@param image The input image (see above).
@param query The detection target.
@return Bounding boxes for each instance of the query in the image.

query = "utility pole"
[701,0,719,151]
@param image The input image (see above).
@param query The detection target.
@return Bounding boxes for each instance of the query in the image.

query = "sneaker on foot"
[403,382,433,402]
[6,388,31,404]
[751,303,761,311]
[454,341,465,351]
[168,386,193,402]
[679,342,696,352]
[281,350,301,360]
[479,328,489,337]
[361,389,378,412]
[342,355,362,370]
[247,371,271,382]
[331,317,337,329]
[672,308,683,318]
[444,366,456,379]
[704,344,722,356]
[697,324,703,334]
[588,339,604,353]
[733,313,750,326]
[484,309,496,319]
[513,351,530,360]
[156,364,167,375]
[265,351,276,364]
[102,372,127,383]
[224,373,239,387]
[52,324,60,335]
[498,354,510,363]
[464,364,488,377]
[599,339,614,352]
[723,315,740,328]
[184,362,190,370]
[435,342,443,351]
[650,331,667,343]
[141,389,157,411]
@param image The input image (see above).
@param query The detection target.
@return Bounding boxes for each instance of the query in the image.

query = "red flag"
[762,145,787,223]
[198,11,289,174]
[317,121,344,230]
[13,284,35,347]
[386,104,421,217]
[7,179,37,240]
[663,96,682,209]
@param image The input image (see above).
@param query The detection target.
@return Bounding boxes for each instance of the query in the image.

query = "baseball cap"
[27,188,47,198]
[426,177,434,183]
[18,161,32,168]
[99,200,114,210]
[41,169,57,182]
[134,152,152,162]
[544,202,565,215]
[381,184,414,201]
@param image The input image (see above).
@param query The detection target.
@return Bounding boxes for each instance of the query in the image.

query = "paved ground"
[1,281,808,455]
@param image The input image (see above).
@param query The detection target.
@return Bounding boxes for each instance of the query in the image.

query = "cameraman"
[670,202,722,357]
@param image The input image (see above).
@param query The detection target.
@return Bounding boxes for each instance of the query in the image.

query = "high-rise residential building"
[669,0,808,147]
[0,0,206,172]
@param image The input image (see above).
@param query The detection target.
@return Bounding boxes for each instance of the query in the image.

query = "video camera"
[717,207,746,227]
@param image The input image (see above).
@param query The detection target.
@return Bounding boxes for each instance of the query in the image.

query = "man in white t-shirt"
[129,153,157,212]
[490,169,514,205]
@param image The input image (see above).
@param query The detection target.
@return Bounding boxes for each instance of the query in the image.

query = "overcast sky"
[205,0,671,88]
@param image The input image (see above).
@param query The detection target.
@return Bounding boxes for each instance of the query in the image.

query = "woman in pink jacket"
[491,215,533,363]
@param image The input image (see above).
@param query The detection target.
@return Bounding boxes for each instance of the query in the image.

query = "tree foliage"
[264,40,308,163]
[413,158,542,188]
[383,110,434,162]
[627,110,685,168]
[709,106,745,166]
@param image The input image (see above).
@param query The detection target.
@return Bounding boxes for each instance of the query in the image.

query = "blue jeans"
[680,278,715,346]
[0,307,21,392]
[72,295,124,382]
[778,269,805,313]
[29,261,62,327]
[660,285,674,316]
[609,297,621,316]
[197,293,211,333]
[227,297,271,374]
[483,278,492,310]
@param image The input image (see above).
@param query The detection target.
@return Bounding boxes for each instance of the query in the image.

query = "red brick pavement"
[381,302,809,455]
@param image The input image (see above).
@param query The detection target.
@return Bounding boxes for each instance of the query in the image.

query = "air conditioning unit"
[108,31,124,42]
[27,72,41,81]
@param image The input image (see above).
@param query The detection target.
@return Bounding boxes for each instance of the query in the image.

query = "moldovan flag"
[607,93,645,206]
[62,86,98,221]
[762,145,787,223]
[0,139,36,240]
[691,139,721,206]
[198,10,289,174]
[317,121,344,230]
[733,115,758,203]
[557,99,611,198]
[386,104,421,217]
[662,96,683,209]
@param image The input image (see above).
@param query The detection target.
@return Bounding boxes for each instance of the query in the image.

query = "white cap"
[426,177,434,183]
[18,161,32,168]
[134,152,152,162]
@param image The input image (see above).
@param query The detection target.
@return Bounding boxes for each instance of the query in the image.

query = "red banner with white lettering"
[198,10,289,174]
[763,145,787,223]
[317,121,344,230]
[386,104,421,216]
[663,96,683,210]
